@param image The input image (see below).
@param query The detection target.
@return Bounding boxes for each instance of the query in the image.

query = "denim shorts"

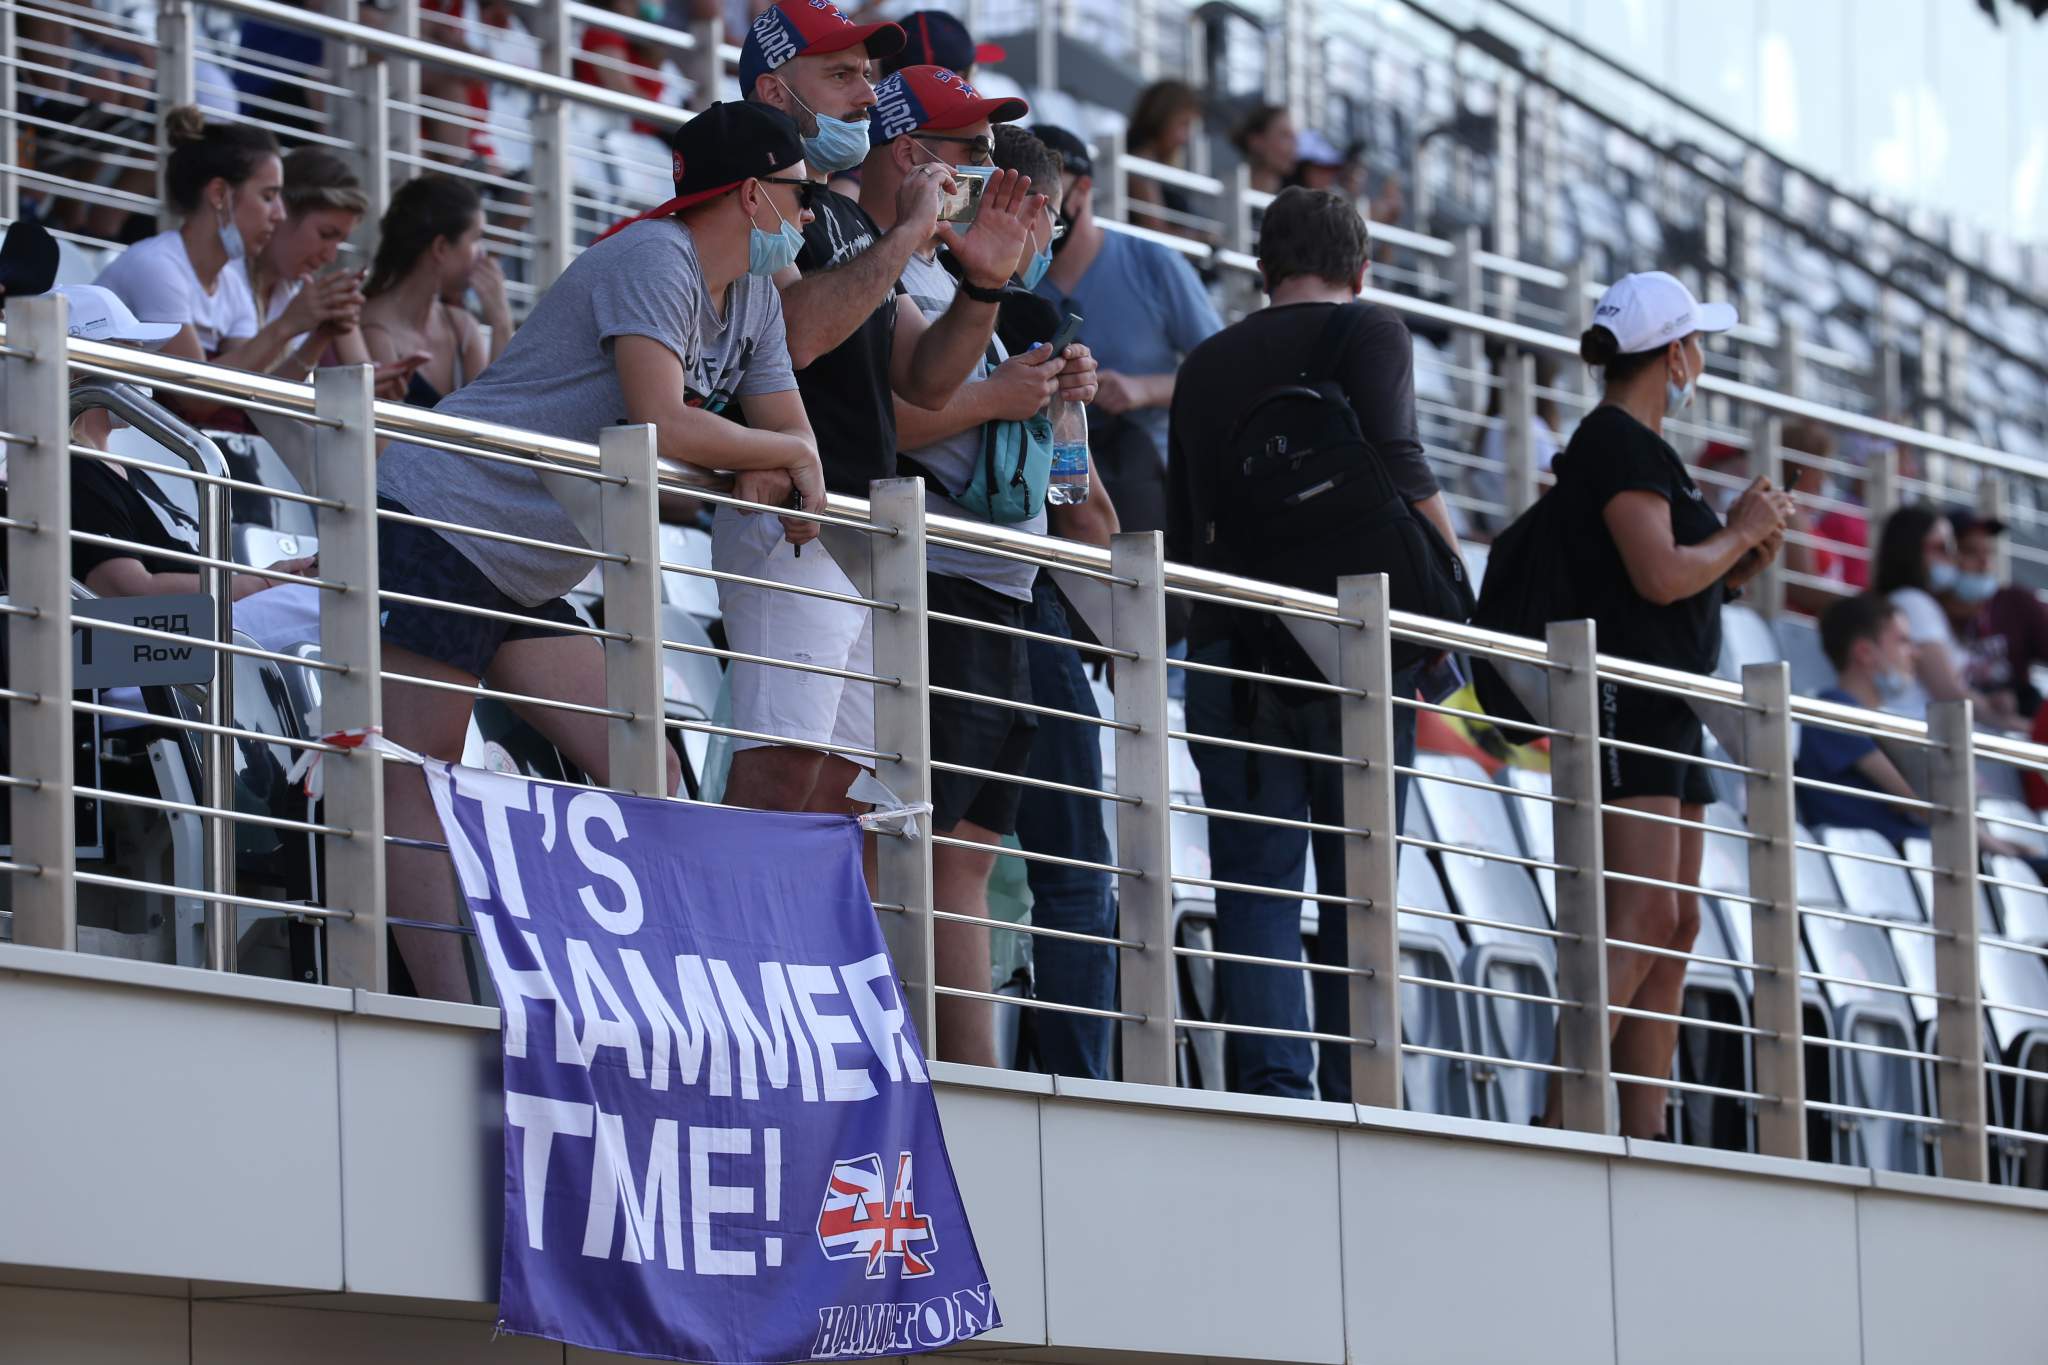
[377,496,586,679]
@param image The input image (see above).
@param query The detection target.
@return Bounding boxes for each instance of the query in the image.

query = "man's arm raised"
[775,164,951,368]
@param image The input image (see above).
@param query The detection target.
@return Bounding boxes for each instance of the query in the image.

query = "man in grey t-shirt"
[372,103,826,1002]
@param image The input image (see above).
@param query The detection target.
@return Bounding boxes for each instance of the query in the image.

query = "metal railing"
[10,293,2048,1187]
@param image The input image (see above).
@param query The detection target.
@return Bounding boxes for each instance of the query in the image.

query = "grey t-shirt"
[378,218,796,605]
[897,250,1043,601]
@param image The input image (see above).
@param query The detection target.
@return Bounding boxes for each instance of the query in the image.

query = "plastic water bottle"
[1047,393,1091,505]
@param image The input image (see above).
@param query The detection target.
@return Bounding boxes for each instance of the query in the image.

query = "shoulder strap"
[1301,302,1363,386]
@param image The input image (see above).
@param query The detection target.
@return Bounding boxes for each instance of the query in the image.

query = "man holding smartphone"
[864,85,1100,1066]
[726,1,1045,824]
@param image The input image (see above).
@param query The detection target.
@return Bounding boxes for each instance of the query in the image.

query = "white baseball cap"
[54,284,182,349]
[1589,271,1736,355]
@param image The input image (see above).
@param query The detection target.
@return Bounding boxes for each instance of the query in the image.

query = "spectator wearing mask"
[1166,187,1458,1102]
[241,148,421,394]
[1232,104,1297,198]
[1546,271,1788,1139]
[1874,504,2018,726]
[1125,79,1205,239]
[991,123,1123,1078]
[1030,124,1221,533]
[360,173,512,408]
[1948,508,2048,718]
[728,4,1043,824]
[94,107,346,416]
[371,102,823,1001]
[872,67,1099,1066]
[1795,593,1928,845]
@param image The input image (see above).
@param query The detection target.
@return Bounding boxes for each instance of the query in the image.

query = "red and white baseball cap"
[1590,271,1737,355]
[868,64,1028,146]
[738,0,904,94]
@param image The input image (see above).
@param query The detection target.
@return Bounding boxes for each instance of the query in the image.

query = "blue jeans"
[1184,640,1418,1101]
[1014,579,1118,1078]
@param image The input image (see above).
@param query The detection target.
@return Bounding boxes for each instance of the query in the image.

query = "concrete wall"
[5,943,2048,1365]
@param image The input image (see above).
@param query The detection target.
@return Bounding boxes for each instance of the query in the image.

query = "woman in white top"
[93,107,359,420]
[1875,503,2019,726]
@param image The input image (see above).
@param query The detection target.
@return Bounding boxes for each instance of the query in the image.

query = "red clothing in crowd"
[575,28,667,135]
[1811,509,1869,589]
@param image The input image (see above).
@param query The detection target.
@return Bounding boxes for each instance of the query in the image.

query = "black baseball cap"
[882,9,1005,76]
[1949,507,2007,539]
[595,102,804,243]
[0,219,58,297]
[1031,125,1093,180]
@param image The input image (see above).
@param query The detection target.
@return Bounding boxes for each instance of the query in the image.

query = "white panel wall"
[6,945,2048,1365]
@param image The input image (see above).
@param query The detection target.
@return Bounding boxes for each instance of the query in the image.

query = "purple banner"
[423,764,998,1364]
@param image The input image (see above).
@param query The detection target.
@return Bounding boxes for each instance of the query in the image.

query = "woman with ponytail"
[1537,271,1792,1139]
[93,107,363,415]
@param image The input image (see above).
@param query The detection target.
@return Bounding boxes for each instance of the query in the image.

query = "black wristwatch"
[955,277,1010,304]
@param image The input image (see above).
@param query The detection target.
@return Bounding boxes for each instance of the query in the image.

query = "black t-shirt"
[1166,301,1439,641]
[69,457,199,583]
[1552,404,1725,674]
[793,189,900,498]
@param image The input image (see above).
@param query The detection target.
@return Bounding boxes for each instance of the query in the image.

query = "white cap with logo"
[1589,271,1737,356]
[54,284,182,349]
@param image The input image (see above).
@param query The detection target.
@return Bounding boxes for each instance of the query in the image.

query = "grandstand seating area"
[7,0,2048,1195]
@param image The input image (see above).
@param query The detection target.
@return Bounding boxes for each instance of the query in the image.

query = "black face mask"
[1049,207,1076,256]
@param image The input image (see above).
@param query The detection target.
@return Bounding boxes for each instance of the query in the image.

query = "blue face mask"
[747,187,804,277]
[1020,239,1053,290]
[1927,560,1960,594]
[776,78,871,174]
[1953,570,1998,605]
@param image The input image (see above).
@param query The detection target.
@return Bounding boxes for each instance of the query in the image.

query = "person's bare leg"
[493,634,681,796]
[802,755,878,890]
[931,820,1000,1067]
[1540,797,1681,1127]
[1611,810,1704,1138]
[724,745,828,812]
[381,642,486,1002]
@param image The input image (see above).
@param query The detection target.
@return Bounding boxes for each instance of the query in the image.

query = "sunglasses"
[758,176,822,212]
[913,133,996,166]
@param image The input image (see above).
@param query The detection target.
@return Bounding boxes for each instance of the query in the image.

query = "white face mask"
[1665,351,1696,413]
[216,192,245,263]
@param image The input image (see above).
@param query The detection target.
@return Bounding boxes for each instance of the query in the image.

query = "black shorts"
[377,497,586,679]
[1598,679,1716,806]
[927,573,1037,836]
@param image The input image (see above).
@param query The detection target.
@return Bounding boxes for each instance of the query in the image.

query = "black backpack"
[1211,304,1475,678]
[1469,486,1578,735]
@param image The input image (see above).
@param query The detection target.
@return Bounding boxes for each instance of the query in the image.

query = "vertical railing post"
[1098,126,1129,237]
[1868,443,1899,543]
[388,0,421,167]
[1222,161,1252,260]
[1741,662,1806,1159]
[1928,700,1987,1181]
[868,479,936,1048]
[1562,260,1591,403]
[1489,75,1520,324]
[156,0,196,222]
[1110,532,1175,1086]
[684,12,724,109]
[1035,0,1060,104]
[531,0,575,287]
[0,0,18,221]
[1774,321,1806,407]
[597,424,667,798]
[1746,412,1784,618]
[1977,473,2011,585]
[344,59,392,260]
[312,365,385,991]
[5,296,75,948]
[1338,574,1400,1110]
[1546,620,1614,1133]
[1450,226,1483,411]
[1503,349,1537,518]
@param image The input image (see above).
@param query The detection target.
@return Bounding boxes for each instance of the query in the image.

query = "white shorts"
[711,505,875,765]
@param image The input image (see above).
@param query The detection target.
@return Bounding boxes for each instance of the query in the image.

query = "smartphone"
[1046,311,1084,357]
[939,165,995,223]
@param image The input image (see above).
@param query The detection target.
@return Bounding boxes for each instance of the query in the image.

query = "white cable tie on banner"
[284,725,426,801]
[849,770,931,840]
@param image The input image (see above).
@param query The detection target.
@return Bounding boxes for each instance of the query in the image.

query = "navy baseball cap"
[869,65,1028,146]
[882,10,1007,77]
[738,0,905,96]
[594,102,805,242]
[1031,125,1093,179]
